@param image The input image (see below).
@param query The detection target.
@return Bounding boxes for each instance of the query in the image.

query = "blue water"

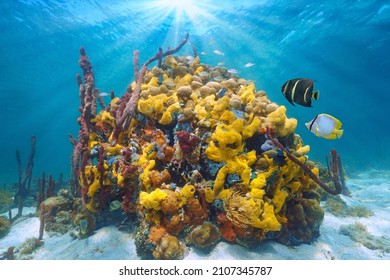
[0,0,389,185]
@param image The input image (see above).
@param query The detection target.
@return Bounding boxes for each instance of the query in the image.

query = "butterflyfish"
[281,78,319,107]
[305,113,343,139]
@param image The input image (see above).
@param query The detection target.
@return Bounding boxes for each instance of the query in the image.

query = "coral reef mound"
[69,37,333,259]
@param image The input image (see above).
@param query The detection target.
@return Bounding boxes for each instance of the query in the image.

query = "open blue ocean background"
[0,0,389,185]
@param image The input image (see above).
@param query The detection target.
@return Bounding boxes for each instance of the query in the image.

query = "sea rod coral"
[69,33,342,259]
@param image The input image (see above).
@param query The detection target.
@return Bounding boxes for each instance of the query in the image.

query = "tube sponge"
[180,184,195,199]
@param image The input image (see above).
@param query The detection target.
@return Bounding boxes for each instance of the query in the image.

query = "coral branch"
[116,64,148,130]
[97,145,105,188]
[337,153,350,195]
[13,135,36,222]
[79,47,93,80]
[69,133,81,196]
[46,173,55,198]
[16,150,22,189]
[6,247,15,260]
[38,202,45,240]
[113,33,191,140]
[22,136,36,191]
[143,33,189,67]
[36,172,45,212]
[110,90,115,100]
[157,47,163,68]
[70,47,99,201]
[95,88,106,110]
[265,127,342,195]
[133,50,139,81]
[190,42,198,57]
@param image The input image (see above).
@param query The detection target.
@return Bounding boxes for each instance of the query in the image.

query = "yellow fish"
[305,113,343,139]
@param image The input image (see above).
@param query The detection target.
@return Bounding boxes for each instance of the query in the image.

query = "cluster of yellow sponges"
[78,53,323,257]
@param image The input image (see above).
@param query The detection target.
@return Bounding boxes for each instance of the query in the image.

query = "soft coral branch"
[265,127,342,195]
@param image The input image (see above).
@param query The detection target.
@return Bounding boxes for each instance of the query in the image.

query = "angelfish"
[281,78,319,107]
[305,114,344,139]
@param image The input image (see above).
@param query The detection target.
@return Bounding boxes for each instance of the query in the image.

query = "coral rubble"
[0,191,13,213]
[339,222,390,253]
[69,34,340,259]
[0,216,11,238]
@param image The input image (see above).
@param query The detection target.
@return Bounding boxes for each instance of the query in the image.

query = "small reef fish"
[217,62,225,66]
[227,68,239,74]
[109,200,122,211]
[158,75,164,85]
[244,63,255,67]
[214,50,225,56]
[305,114,344,139]
[99,92,110,97]
[200,51,207,55]
[164,81,176,87]
[198,71,209,77]
[186,55,195,63]
[216,87,227,99]
[281,78,319,107]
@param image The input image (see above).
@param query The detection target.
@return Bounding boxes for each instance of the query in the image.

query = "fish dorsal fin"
[312,90,320,100]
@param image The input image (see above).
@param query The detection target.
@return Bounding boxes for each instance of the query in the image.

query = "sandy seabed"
[1,170,389,260]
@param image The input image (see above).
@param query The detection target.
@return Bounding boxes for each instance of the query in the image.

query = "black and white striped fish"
[281,78,319,107]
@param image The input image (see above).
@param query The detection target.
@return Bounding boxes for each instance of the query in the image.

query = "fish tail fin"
[336,129,344,139]
[312,90,320,100]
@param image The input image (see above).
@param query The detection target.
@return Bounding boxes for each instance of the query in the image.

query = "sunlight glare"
[157,0,200,17]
